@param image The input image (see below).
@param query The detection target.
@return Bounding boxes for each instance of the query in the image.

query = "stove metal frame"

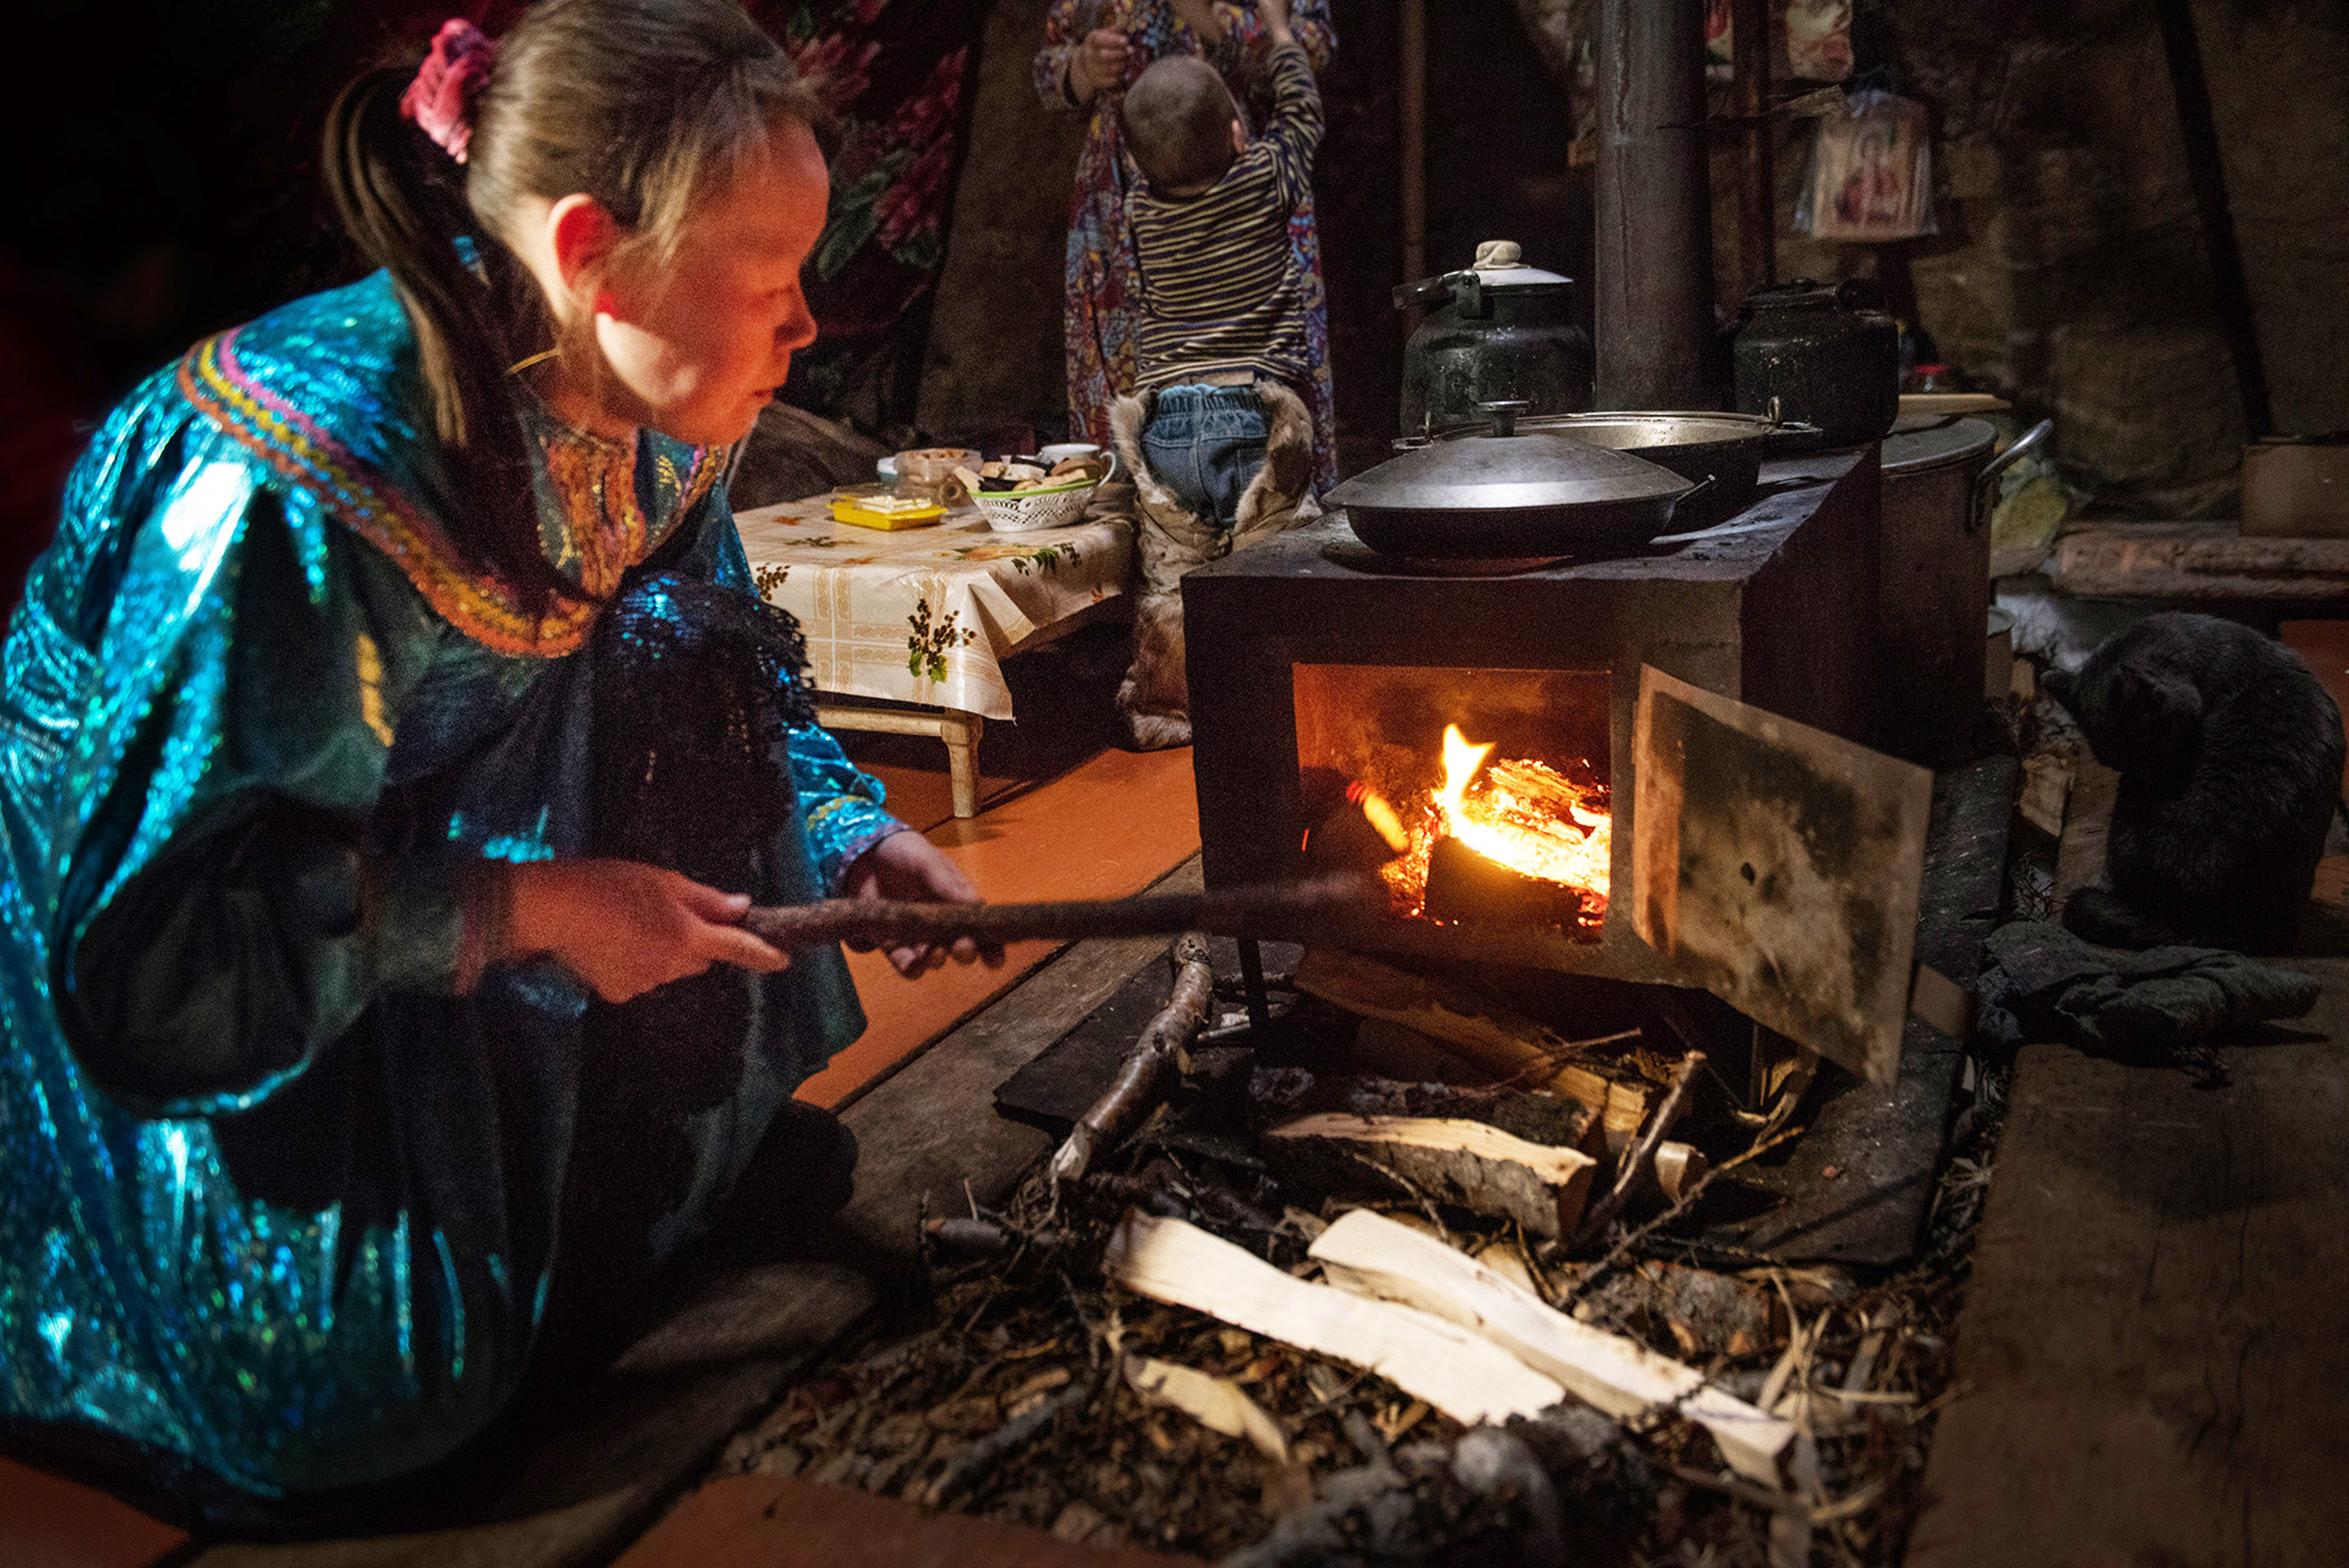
[1182,449,1883,1010]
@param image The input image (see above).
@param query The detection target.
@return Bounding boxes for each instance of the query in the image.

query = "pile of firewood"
[719,941,2009,1566]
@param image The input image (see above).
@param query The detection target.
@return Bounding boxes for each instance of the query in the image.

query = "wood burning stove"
[1184,448,1881,997]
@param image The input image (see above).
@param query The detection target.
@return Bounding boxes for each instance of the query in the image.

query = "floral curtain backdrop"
[750,1,984,424]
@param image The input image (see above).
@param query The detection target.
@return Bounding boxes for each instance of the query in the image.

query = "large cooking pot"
[1328,400,1700,564]
[1397,241,1593,435]
[1432,409,1794,521]
[1877,416,2054,762]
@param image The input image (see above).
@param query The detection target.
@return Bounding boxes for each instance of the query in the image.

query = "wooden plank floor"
[1909,961,2349,1567]
[1914,732,2349,1568]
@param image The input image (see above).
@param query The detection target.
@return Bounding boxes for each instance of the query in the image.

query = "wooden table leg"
[939,708,985,819]
[814,703,988,819]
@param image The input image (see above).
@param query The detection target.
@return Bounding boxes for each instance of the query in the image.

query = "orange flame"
[1372,723,1610,927]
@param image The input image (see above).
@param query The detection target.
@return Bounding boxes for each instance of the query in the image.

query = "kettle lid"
[1464,239,1572,287]
[1740,276,1888,314]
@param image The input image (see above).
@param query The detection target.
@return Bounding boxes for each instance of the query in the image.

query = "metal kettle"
[1397,240,1594,437]
[1731,278,1900,447]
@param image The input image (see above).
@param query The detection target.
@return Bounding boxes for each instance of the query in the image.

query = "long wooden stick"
[740,875,1372,951]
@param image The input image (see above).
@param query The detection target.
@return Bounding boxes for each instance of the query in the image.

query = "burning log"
[1293,947,1652,1154]
[1262,1114,1599,1239]
[1373,727,1613,930]
[1424,834,1595,930]
[1049,936,1215,1185]
[1308,1209,1792,1484]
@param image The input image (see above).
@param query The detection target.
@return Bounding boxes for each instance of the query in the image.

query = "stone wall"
[1782,0,2349,516]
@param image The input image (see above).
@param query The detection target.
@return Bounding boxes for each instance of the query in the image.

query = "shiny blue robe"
[0,273,898,1500]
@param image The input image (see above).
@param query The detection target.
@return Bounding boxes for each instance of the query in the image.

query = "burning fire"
[1366,723,1610,927]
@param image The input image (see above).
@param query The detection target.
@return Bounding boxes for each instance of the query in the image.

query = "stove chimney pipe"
[1593,0,1716,410]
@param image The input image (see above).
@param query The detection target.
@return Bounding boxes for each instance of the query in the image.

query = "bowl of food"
[954,454,1108,532]
[894,446,981,502]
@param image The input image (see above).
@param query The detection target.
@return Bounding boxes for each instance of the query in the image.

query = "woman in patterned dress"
[1034,0,1337,490]
[0,0,996,1519]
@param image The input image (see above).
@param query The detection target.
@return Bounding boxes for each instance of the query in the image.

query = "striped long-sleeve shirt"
[1126,40,1323,392]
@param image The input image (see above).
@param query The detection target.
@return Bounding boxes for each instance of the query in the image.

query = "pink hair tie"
[400,18,499,164]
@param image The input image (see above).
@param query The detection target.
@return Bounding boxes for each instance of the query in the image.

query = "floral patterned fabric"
[734,492,1135,721]
[1033,1,1337,490]
[751,1,982,413]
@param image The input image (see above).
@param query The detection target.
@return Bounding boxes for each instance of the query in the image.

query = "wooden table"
[736,493,1136,816]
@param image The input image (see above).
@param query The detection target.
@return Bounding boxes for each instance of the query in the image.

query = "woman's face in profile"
[593,119,830,448]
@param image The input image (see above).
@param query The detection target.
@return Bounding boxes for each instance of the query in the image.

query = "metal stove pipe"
[1593,0,1716,410]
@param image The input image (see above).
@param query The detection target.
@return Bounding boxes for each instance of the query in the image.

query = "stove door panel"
[1632,665,1933,1086]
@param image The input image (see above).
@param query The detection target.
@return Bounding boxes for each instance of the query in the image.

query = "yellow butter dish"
[830,492,946,531]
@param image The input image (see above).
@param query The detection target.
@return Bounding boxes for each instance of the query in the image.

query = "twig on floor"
[921,1371,1099,1507]
[1573,1051,1705,1248]
[1563,1120,1808,1307]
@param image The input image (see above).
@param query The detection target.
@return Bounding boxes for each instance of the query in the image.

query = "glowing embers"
[1365,723,1611,932]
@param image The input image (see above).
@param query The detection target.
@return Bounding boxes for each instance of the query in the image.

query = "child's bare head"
[1120,55,1242,193]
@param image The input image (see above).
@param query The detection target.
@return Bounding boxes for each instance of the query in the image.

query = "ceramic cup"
[1037,441,1120,481]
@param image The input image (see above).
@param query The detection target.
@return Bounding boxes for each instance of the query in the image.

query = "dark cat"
[2043,613,2345,954]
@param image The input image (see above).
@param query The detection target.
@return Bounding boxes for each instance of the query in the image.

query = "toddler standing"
[1109,0,1322,748]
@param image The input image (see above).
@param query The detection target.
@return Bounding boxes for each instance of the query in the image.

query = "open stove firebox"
[1295,663,1615,937]
[1186,448,1883,1002]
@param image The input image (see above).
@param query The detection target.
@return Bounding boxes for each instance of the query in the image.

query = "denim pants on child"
[1139,383,1271,530]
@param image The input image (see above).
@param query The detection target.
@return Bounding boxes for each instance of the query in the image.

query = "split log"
[1101,1211,1565,1428]
[1294,947,1651,1153]
[1308,1209,1793,1484]
[1263,1114,1599,1239]
[1248,1069,1606,1159]
[1050,936,1214,1185]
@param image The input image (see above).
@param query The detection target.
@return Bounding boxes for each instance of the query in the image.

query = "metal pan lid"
[1434,409,1778,448]
[1882,416,1998,476]
[1329,401,1690,513]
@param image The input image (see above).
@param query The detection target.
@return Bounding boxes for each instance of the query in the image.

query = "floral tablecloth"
[734,495,1135,721]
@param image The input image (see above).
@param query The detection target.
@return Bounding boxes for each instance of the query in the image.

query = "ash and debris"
[714,1011,2015,1567]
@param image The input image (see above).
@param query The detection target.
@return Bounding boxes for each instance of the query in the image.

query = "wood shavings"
[705,984,2015,1565]
[1124,1353,1291,1462]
